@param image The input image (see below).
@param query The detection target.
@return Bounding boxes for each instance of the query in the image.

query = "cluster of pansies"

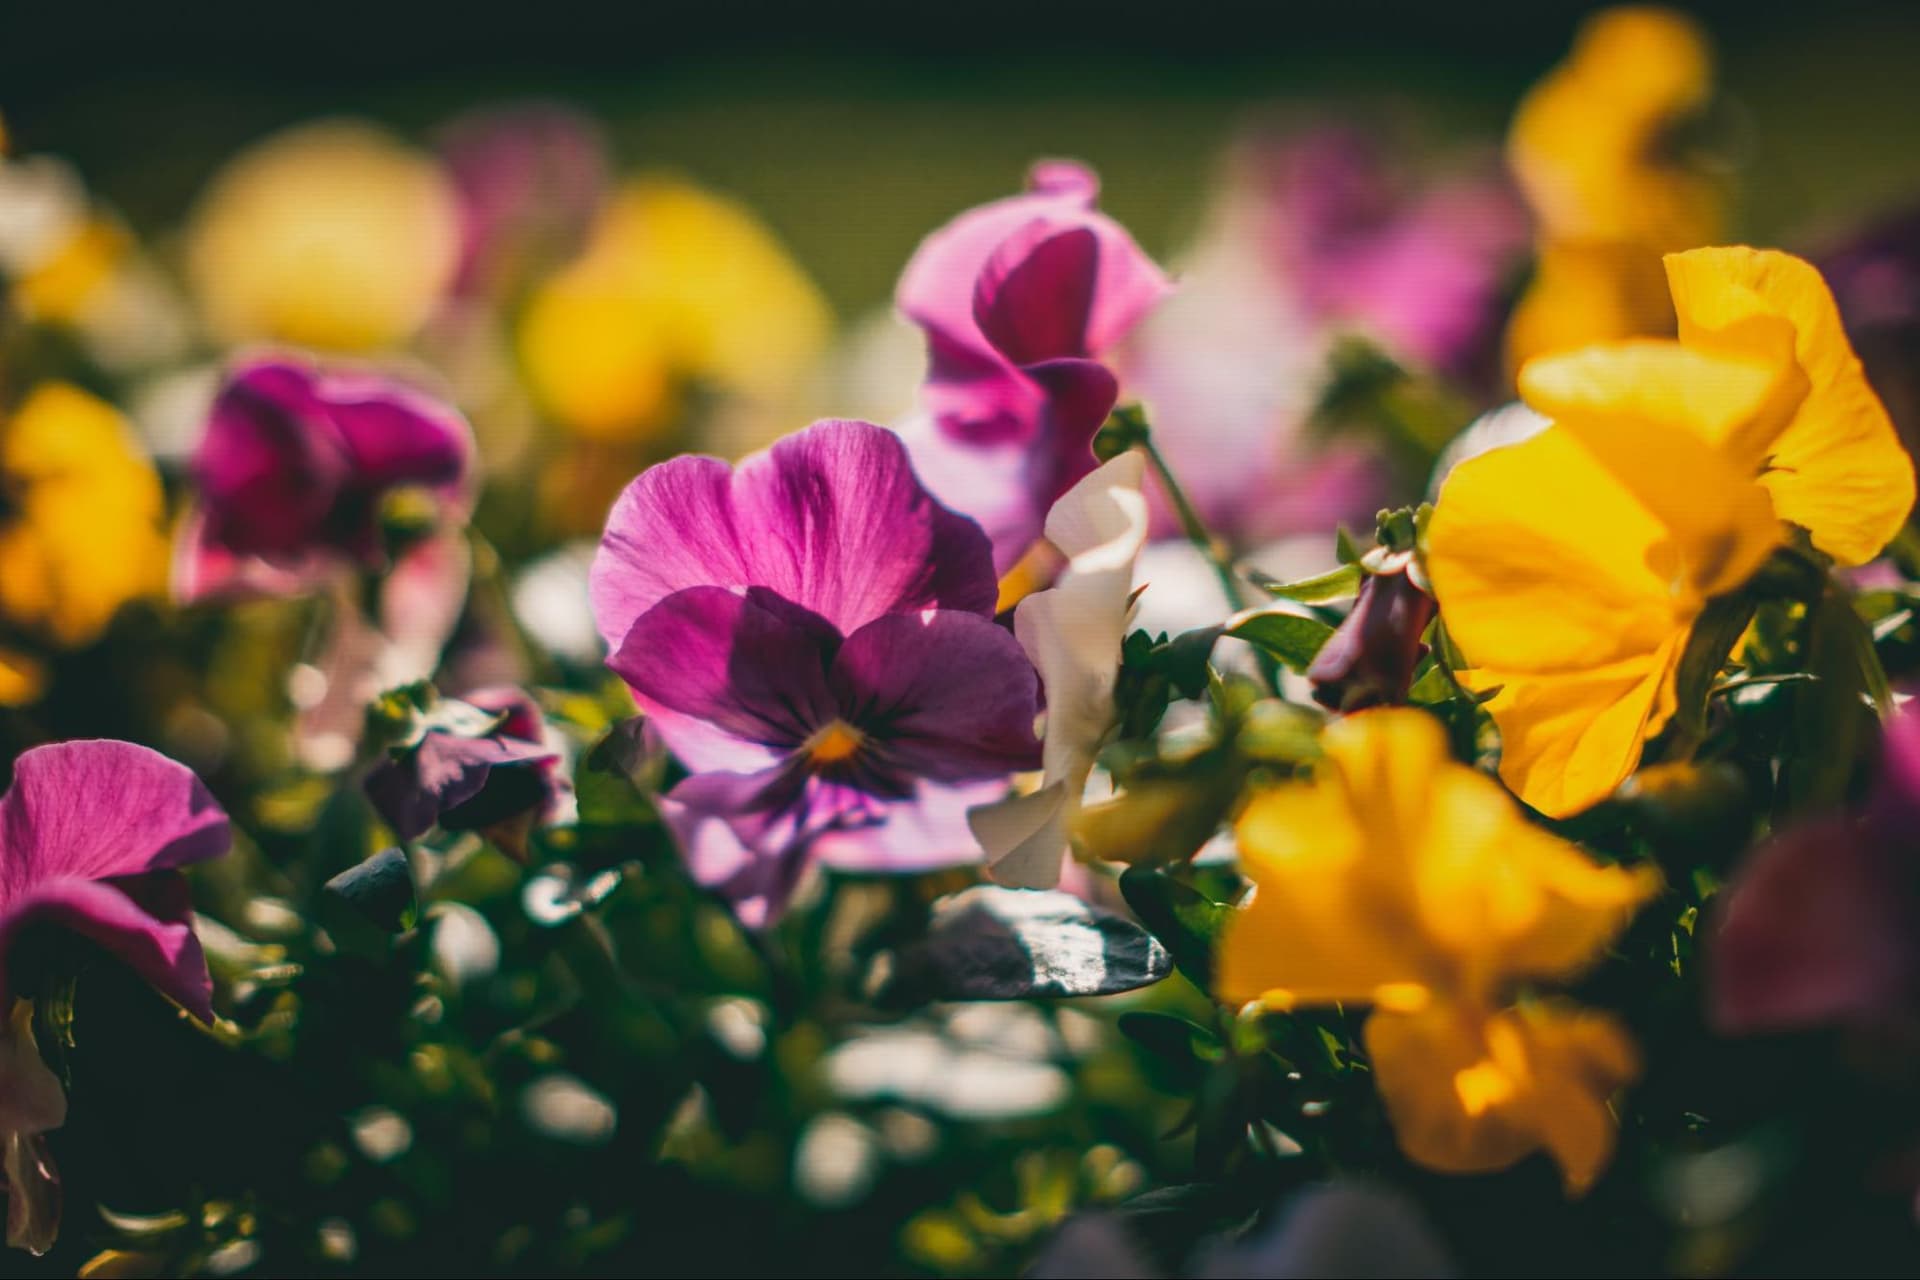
[3,5,1920,1275]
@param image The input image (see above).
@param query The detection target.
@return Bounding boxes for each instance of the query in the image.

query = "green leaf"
[1225,612,1337,674]
[1787,590,1875,813]
[1668,593,1758,753]
[1251,563,1362,605]
[323,847,418,932]
[1119,866,1236,993]
[1117,1011,1218,1082]
[872,886,1172,1006]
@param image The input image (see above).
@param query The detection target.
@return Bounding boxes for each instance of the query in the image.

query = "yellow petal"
[1462,641,1680,820]
[0,385,166,645]
[1516,341,1786,598]
[1427,426,1683,676]
[1666,246,1916,565]
[1508,7,1719,247]
[1366,999,1638,1194]
[184,120,458,351]
[1413,765,1662,982]
[1219,777,1431,1006]
[1503,239,1677,373]
[0,649,46,706]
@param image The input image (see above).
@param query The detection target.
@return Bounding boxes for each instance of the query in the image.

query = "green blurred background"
[6,0,1920,320]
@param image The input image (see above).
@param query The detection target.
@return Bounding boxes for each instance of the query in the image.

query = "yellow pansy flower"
[0,385,168,703]
[184,121,459,352]
[1504,7,1723,372]
[518,177,831,445]
[1220,709,1659,1192]
[1428,247,1913,817]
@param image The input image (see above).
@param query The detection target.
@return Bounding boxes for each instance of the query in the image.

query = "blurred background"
[7,0,1920,320]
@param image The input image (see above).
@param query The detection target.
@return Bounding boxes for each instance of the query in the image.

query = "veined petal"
[829,611,1042,782]
[1426,426,1683,675]
[1516,343,1786,598]
[591,420,998,649]
[1462,638,1682,820]
[609,586,839,769]
[1666,246,1916,565]
[0,741,229,893]
[0,874,213,1019]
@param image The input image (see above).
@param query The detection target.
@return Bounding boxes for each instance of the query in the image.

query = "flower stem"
[1138,437,1253,613]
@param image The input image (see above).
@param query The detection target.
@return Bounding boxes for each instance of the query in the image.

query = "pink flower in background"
[897,162,1172,573]
[1710,706,1920,1034]
[178,356,474,601]
[435,102,609,300]
[0,741,230,1253]
[592,420,1041,924]
[1126,126,1523,549]
[1246,127,1527,381]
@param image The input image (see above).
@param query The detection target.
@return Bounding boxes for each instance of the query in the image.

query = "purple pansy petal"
[812,780,1004,874]
[192,360,351,558]
[591,420,998,649]
[892,415,1045,573]
[436,102,609,298]
[1868,701,1920,833]
[657,770,829,929]
[366,732,550,841]
[1709,817,1916,1034]
[0,742,229,891]
[975,225,1101,364]
[323,372,474,497]
[612,586,841,768]
[0,875,214,1021]
[830,612,1042,781]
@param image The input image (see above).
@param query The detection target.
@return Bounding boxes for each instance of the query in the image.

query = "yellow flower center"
[803,720,865,766]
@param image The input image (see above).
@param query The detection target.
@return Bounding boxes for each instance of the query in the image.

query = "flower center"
[803,720,866,766]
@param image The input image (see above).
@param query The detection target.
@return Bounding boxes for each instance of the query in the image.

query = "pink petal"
[0,874,214,1020]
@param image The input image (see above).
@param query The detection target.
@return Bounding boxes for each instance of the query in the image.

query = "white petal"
[968,781,1073,889]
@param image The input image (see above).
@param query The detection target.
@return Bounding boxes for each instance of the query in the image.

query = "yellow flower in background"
[1428,248,1913,817]
[0,385,168,703]
[1504,7,1723,372]
[518,176,832,446]
[185,120,459,352]
[1220,709,1659,1192]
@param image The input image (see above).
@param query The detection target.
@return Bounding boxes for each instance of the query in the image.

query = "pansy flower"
[364,686,570,863]
[1427,247,1915,816]
[183,121,460,353]
[896,162,1171,574]
[968,451,1149,889]
[0,384,169,704]
[0,741,231,1253]
[591,419,1042,924]
[177,355,474,601]
[1710,704,1920,1034]
[1504,6,1725,372]
[1219,709,1659,1193]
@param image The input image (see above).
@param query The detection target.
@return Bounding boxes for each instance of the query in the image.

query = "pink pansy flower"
[1710,706,1920,1033]
[434,102,609,300]
[0,741,230,1254]
[177,355,474,601]
[591,419,1041,925]
[364,686,570,863]
[1244,127,1527,382]
[896,161,1173,574]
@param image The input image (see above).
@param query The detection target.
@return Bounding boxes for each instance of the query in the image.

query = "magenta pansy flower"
[591,419,1042,925]
[435,102,609,299]
[896,161,1172,573]
[1710,706,1920,1034]
[0,740,230,1253]
[1240,126,1526,381]
[178,356,474,601]
[364,686,569,863]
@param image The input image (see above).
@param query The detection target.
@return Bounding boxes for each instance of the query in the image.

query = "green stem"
[1140,438,1252,613]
